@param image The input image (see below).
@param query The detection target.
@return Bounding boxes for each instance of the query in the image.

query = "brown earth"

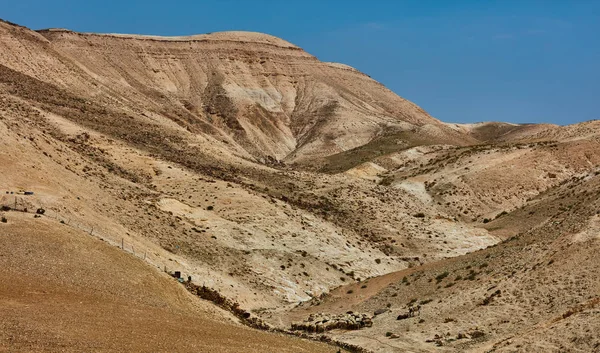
[0,213,335,352]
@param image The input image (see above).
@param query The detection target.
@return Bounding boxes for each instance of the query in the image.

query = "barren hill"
[1,19,599,352]
[0,213,336,352]
[1,20,473,166]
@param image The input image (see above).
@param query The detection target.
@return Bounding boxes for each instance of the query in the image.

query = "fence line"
[0,199,165,272]
[1,197,230,290]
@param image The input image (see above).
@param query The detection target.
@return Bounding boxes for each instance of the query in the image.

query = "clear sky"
[2,0,599,125]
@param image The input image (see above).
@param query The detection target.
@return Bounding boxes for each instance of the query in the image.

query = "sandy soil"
[0,213,336,352]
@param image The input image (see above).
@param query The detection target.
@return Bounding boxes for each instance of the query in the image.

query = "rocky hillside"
[1,19,599,352]
[0,213,334,352]
[284,162,600,352]
[1,20,472,166]
[0,18,490,308]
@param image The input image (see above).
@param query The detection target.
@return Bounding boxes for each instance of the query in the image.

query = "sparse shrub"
[470,329,485,338]
[455,275,463,281]
[413,212,426,218]
[466,270,478,281]
[435,271,450,283]
[375,258,381,264]
[374,308,388,316]
[495,211,508,219]
[361,284,368,289]
[479,263,488,268]
[379,177,393,186]
[385,332,393,337]
[347,289,354,294]
[397,313,410,320]
[1,216,6,223]
[206,205,214,211]
[562,309,575,319]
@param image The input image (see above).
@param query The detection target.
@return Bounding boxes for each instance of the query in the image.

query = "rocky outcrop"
[291,312,373,332]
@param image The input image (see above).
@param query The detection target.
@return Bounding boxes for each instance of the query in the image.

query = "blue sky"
[2,1,599,125]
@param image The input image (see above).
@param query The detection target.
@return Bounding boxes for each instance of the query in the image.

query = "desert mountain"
[1,18,599,352]
[1,20,473,166]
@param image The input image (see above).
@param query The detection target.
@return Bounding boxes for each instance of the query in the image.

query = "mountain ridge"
[1,19,471,165]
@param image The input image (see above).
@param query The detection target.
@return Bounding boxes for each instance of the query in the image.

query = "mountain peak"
[37,28,301,49]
